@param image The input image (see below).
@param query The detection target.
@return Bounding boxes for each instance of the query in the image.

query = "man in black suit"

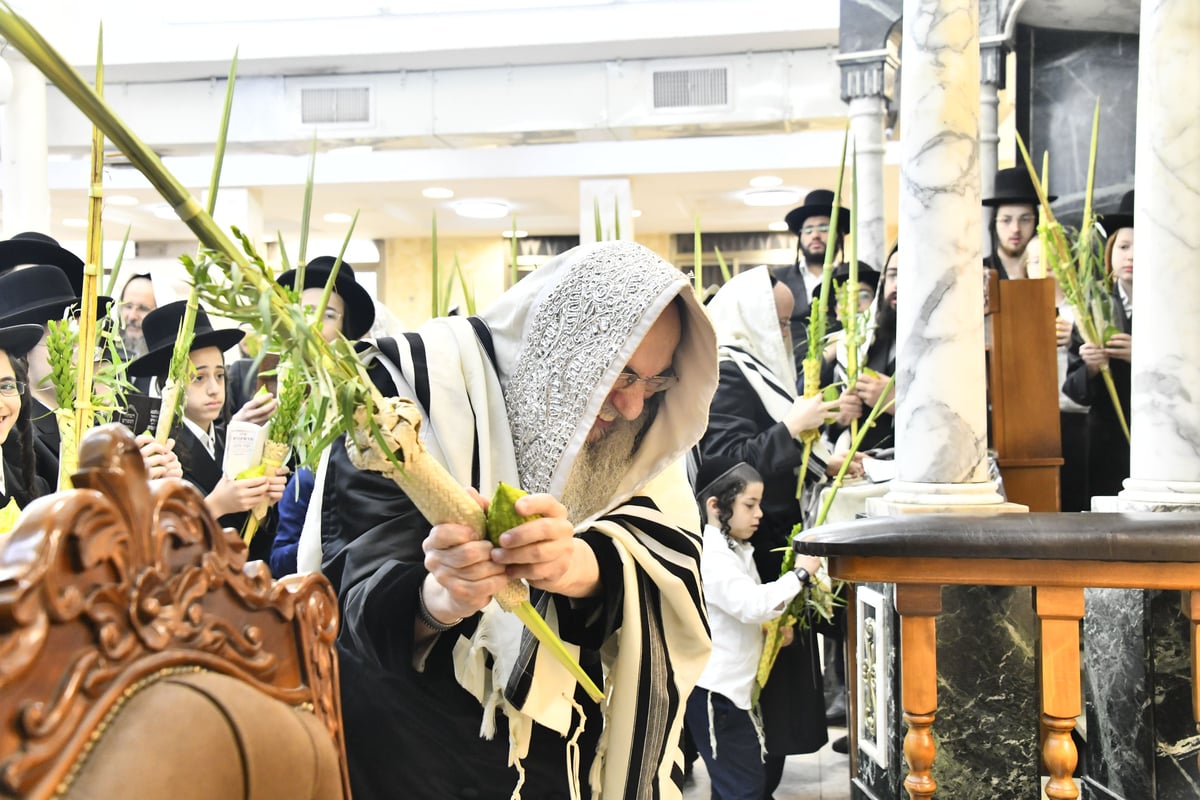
[774,189,849,382]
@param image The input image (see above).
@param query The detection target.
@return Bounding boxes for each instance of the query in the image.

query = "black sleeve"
[544,530,625,651]
[701,362,803,482]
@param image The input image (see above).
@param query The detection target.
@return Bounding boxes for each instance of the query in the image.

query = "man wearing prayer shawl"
[313,241,718,800]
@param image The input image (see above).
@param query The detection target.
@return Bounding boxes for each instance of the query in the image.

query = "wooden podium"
[985,272,1063,511]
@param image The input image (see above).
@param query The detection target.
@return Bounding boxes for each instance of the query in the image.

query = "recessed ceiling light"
[742,189,801,207]
[62,218,88,228]
[630,209,643,218]
[152,205,177,220]
[501,229,529,239]
[422,187,455,199]
[47,153,73,163]
[768,221,789,232]
[454,200,510,219]
[323,212,354,224]
[749,175,783,188]
[106,194,139,206]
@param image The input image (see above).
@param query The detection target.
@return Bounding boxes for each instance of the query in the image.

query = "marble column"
[837,52,896,272]
[1118,0,1200,509]
[878,0,1005,508]
[0,52,51,237]
[1083,4,1200,797]
[861,4,1037,799]
[978,42,1005,256]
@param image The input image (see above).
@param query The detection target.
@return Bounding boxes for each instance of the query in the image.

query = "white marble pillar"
[578,178,633,244]
[1118,0,1200,509]
[848,95,887,271]
[876,0,1006,510]
[0,52,51,237]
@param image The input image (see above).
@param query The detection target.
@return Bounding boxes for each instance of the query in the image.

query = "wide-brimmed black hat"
[784,189,851,237]
[0,323,45,358]
[125,300,244,378]
[812,261,882,301]
[276,256,375,340]
[0,265,112,327]
[1101,190,1134,234]
[0,232,85,297]
[983,167,1057,207]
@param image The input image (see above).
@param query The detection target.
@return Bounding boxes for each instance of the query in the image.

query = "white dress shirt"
[182,416,217,461]
[694,524,802,710]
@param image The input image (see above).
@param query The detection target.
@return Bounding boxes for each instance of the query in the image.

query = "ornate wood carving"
[0,424,348,800]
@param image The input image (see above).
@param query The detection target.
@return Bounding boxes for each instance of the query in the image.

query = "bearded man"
[982,167,1057,279]
[775,189,849,377]
[316,241,717,800]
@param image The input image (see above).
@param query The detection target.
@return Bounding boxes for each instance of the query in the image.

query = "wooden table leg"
[895,584,942,800]
[1035,585,1084,800]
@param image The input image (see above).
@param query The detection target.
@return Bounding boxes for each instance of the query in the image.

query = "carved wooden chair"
[0,424,350,800]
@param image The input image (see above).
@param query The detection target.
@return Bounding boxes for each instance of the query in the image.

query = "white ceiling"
[1,0,862,252]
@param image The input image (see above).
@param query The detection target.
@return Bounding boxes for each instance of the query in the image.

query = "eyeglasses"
[801,224,831,235]
[612,371,679,396]
[0,379,26,397]
[996,215,1036,227]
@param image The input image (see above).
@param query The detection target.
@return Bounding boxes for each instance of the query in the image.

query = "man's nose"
[609,387,645,421]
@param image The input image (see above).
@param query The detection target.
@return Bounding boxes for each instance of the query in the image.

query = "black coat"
[30,400,61,490]
[699,361,828,755]
[1062,288,1132,500]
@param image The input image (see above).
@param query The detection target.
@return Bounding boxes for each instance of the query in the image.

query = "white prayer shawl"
[326,241,718,799]
[706,264,832,470]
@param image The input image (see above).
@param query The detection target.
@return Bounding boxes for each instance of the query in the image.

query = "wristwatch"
[794,567,814,586]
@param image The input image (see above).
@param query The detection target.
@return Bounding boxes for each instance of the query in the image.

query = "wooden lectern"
[985,272,1063,511]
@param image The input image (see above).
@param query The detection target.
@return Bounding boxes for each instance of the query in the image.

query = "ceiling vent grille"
[652,67,728,109]
[300,87,371,124]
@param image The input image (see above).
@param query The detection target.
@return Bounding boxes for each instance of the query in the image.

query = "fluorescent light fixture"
[631,209,643,218]
[62,218,88,228]
[501,229,529,239]
[106,194,140,206]
[749,175,783,188]
[422,187,455,199]
[152,205,178,220]
[455,200,510,219]
[47,153,73,163]
[323,212,354,224]
[767,221,789,232]
[742,189,800,207]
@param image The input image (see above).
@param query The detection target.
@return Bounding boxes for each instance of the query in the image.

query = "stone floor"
[682,726,853,800]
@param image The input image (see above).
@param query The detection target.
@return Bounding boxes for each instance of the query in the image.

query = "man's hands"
[136,433,182,480]
[854,371,895,414]
[1080,332,1132,376]
[784,395,841,438]
[232,391,278,425]
[421,491,601,627]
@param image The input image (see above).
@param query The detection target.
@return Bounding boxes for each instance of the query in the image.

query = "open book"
[222,419,268,479]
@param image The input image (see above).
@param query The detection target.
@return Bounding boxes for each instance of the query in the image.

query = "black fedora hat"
[126,300,244,378]
[1101,190,1134,234]
[785,190,851,237]
[812,261,881,300]
[0,265,113,327]
[0,323,45,358]
[983,167,1057,207]
[276,256,376,341]
[0,232,85,297]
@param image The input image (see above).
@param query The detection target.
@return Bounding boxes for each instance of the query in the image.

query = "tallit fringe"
[750,704,767,762]
[706,691,718,761]
[564,694,587,800]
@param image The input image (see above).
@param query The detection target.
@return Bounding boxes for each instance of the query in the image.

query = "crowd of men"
[0,167,1134,797]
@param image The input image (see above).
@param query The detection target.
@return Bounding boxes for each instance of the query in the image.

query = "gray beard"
[560,415,642,522]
